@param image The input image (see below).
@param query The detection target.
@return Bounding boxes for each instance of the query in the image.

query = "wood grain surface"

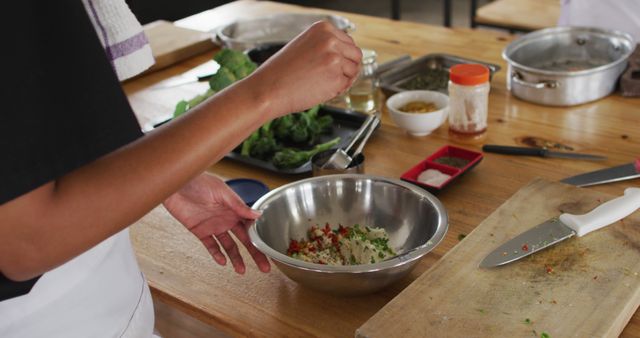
[142,20,215,74]
[123,1,640,337]
[358,179,640,338]
[475,0,560,31]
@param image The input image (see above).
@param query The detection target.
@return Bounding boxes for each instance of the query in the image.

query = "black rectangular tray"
[226,106,368,174]
[379,53,501,97]
[151,106,369,175]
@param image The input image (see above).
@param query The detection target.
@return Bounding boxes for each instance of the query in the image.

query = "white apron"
[0,229,155,338]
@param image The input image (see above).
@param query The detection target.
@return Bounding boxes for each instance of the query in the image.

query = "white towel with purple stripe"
[82,0,155,81]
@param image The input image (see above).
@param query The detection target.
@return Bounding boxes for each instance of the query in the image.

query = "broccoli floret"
[213,48,257,79]
[290,113,312,144]
[305,105,320,119]
[213,49,248,69]
[209,67,237,92]
[173,89,215,118]
[287,105,332,144]
[241,121,281,160]
[272,105,332,144]
[228,60,257,79]
[173,100,189,118]
[249,121,280,160]
[240,130,260,157]
[316,115,333,133]
[272,137,340,169]
[176,48,258,119]
[251,137,278,160]
[187,89,215,107]
[272,115,294,140]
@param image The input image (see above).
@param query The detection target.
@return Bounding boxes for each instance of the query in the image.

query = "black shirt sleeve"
[0,1,144,300]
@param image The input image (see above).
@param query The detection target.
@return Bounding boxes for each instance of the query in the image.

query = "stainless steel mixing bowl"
[248,174,448,296]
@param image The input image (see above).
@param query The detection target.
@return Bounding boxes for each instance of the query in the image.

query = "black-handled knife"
[482,145,607,161]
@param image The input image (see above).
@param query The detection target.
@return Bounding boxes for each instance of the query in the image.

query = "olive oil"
[347,87,375,113]
[347,49,377,114]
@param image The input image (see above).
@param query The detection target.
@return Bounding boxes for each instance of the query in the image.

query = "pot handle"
[511,72,559,89]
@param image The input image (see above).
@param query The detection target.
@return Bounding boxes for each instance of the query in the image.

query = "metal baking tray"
[226,106,369,174]
[379,53,501,97]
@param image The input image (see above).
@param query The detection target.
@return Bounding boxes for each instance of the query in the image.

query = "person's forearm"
[0,77,273,280]
[0,21,362,281]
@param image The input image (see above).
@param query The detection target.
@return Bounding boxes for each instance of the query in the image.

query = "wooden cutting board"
[357,178,640,338]
[142,20,216,73]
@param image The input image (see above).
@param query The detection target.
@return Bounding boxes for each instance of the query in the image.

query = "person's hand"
[163,173,270,274]
[247,20,362,116]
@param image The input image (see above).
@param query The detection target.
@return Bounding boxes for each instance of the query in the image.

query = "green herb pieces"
[399,68,450,91]
[540,333,550,338]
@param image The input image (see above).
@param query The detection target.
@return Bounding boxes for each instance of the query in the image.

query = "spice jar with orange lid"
[447,64,490,142]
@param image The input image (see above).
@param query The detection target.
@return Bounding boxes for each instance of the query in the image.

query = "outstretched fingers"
[199,236,227,266]
[215,232,246,274]
[232,221,270,273]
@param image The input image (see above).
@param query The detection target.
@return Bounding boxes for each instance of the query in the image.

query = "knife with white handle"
[480,187,640,268]
[560,187,640,236]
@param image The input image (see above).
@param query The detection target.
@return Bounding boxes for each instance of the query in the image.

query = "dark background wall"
[125,0,490,28]
[125,0,400,25]
[126,0,231,24]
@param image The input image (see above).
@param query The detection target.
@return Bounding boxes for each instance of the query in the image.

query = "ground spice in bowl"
[433,156,470,168]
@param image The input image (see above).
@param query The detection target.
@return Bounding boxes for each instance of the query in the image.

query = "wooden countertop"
[123,1,640,337]
[475,0,560,32]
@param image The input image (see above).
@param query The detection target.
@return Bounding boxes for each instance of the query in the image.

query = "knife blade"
[152,73,214,89]
[482,145,607,161]
[151,60,221,90]
[480,187,640,268]
[561,158,640,187]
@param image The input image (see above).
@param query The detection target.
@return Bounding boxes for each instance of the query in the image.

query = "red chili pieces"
[522,244,529,252]
[287,240,301,255]
[322,223,331,235]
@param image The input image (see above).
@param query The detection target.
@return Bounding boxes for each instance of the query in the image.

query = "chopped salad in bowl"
[287,223,396,265]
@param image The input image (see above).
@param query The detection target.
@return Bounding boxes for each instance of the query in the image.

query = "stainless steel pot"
[216,13,355,51]
[503,26,635,106]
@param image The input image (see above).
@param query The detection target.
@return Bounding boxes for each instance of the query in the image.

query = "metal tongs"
[321,112,380,170]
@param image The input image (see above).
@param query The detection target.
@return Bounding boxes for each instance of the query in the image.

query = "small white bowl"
[386,90,449,136]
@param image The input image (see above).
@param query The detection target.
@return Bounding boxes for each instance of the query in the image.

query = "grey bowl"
[248,174,448,296]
